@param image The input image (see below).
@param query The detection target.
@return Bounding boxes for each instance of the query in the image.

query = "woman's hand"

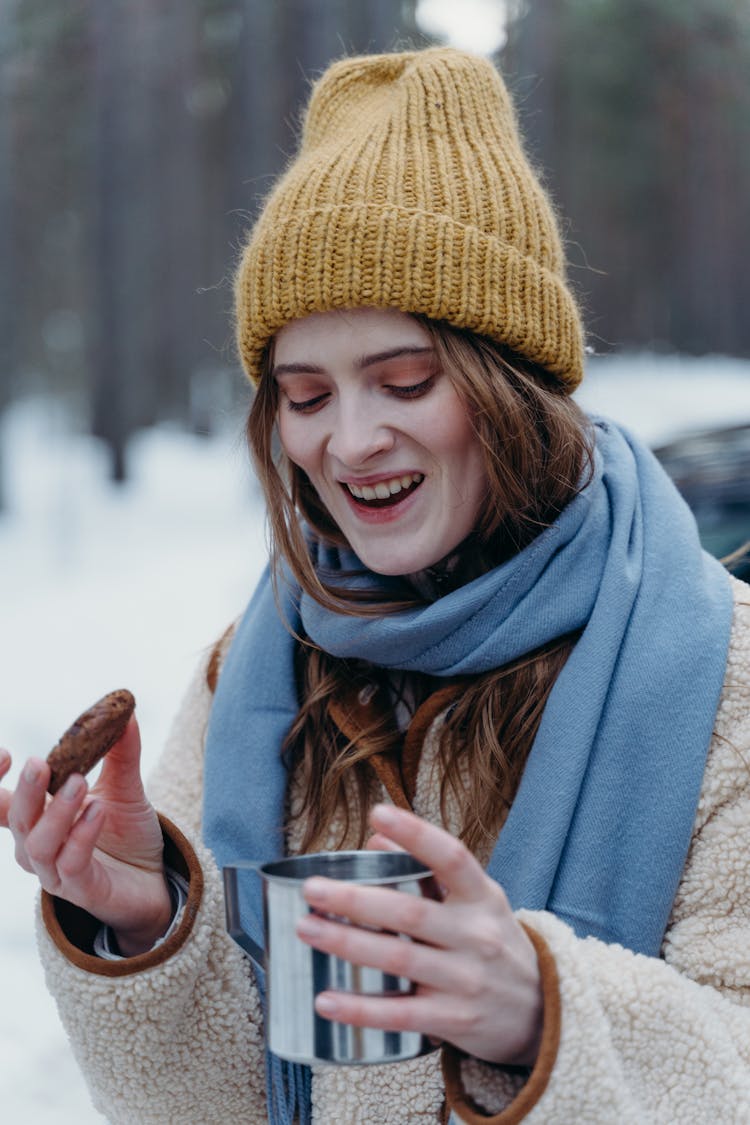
[0,718,172,956]
[296,804,543,1067]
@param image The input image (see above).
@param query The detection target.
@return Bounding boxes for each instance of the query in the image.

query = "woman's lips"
[344,472,424,502]
[338,474,425,521]
[343,473,423,507]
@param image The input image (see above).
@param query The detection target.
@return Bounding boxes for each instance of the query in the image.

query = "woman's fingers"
[303,878,453,947]
[312,987,462,1045]
[7,757,51,869]
[54,801,105,883]
[297,911,468,993]
[368,804,491,902]
[302,873,507,957]
[314,989,426,1034]
[23,774,89,891]
[8,757,49,831]
[92,717,144,801]
[0,749,12,828]
[300,808,543,1066]
[305,806,512,949]
[300,883,543,1066]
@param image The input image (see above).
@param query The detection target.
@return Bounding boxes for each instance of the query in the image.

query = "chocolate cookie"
[46,689,136,795]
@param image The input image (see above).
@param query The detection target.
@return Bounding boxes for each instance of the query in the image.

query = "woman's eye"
[388,375,436,399]
[285,393,329,414]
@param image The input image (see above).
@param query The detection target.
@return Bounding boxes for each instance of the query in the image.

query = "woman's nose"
[326,400,395,466]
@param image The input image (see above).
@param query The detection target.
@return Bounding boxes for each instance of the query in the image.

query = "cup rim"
[225,849,433,886]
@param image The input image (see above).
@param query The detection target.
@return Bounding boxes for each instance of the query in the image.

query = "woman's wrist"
[110,872,174,956]
[508,1006,543,1068]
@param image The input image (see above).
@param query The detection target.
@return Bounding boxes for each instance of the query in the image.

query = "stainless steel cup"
[223,850,440,1065]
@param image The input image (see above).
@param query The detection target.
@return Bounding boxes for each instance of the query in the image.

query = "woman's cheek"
[278,416,312,470]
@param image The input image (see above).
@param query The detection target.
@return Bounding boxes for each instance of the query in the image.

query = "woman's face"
[273,307,489,576]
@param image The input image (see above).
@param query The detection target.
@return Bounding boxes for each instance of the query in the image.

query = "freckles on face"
[272,308,489,575]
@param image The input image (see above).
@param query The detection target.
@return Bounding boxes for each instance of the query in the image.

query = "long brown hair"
[247,316,594,852]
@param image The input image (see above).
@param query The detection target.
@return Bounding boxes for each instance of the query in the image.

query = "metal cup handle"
[222,862,266,971]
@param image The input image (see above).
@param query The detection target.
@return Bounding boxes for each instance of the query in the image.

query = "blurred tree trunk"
[5,0,750,463]
[508,0,564,180]
[504,0,750,358]
[91,0,129,482]
[4,0,426,468]
[232,0,421,228]
[0,4,16,510]
[153,1,200,426]
[672,9,744,354]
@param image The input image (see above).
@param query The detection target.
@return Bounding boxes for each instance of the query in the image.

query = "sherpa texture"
[37,577,750,1123]
[234,47,585,391]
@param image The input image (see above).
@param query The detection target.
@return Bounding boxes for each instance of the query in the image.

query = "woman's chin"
[349,543,451,578]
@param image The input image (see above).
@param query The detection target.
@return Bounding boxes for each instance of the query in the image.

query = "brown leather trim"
[401,683,464,804]
[327,692,381,746]
[41,814,204,977]
[328,679,465,811]
[206,623,236,694]
[328,689,413,809]
[442,923,562,1123]
[367,752,412,809]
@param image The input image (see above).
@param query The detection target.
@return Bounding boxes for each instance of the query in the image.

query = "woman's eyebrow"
[272,346,435,380]
[357,346,435,368]
[272,361,325,377]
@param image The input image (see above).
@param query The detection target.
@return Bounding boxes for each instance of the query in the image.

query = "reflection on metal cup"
[223,850,440,1065]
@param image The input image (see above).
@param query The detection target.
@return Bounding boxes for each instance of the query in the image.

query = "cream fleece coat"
[37,576,750,1124]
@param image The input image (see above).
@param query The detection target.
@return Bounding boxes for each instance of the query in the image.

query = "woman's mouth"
[342,473,424,509]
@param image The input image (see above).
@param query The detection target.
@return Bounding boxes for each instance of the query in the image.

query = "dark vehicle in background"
[654,424,750,581]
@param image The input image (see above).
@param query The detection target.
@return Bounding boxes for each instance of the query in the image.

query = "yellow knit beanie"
[235,47,584,391]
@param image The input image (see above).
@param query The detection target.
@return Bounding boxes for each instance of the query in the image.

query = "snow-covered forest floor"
[2,353,749,1122]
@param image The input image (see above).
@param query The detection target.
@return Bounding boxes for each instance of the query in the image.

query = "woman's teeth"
[346,473,423,503]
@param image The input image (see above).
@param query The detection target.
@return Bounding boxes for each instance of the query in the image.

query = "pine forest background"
[1,0,749,494]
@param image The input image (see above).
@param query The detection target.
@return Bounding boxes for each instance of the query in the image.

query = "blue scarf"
[203,418,732,1123]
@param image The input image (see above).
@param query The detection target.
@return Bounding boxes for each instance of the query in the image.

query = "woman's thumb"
[95,716,146,799]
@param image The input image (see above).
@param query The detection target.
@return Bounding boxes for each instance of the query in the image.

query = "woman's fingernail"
[316,994,339,1016]
[371,803,397,827]
[23,759,42,785]
[61,775,84,801]
[304,878,329,903]
[83,801,102,822]
[297,915,323,939]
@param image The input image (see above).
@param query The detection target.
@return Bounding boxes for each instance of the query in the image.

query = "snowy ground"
[579,351,750,445]
[1,353,749,1122]
[0,398,267,1122]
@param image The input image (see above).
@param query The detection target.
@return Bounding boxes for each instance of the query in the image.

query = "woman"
[2,46,750,1124]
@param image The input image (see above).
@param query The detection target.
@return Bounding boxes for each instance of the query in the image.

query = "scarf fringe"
[266,1050,312,1125]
